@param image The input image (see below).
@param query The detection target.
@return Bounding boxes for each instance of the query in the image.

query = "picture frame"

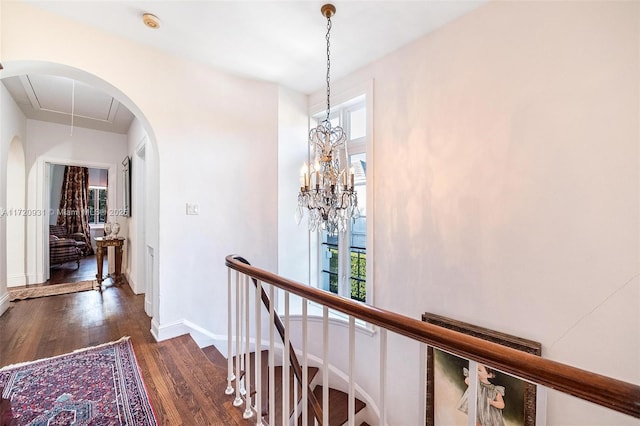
[422,312,542,426]
[122,156,131,217]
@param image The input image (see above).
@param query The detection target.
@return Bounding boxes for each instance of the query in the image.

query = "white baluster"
[244,275,253,419]
[233,271,243,406]
[255,279,262,425]
[322,306,329,426]
[302,299,308,426]
[226,268,234,395]
[269,285,276,426]
[468,360,478,426]
[240,273,246,396]
[535,385,548,426]
[283,291,290,426]
[348,316,355,426]
[380,329,387,426]
[294,374,299,425]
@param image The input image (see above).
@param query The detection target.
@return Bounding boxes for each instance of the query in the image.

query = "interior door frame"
[41,157,116,282]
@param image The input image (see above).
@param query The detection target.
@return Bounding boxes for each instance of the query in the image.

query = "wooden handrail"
[226,255,640,419]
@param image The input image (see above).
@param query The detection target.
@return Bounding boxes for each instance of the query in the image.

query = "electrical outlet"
[186,203,200,215]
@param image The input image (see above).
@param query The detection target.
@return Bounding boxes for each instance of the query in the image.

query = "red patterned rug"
[0,337,157,425]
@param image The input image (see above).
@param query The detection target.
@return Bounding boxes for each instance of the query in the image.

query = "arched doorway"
[1,61,160,321]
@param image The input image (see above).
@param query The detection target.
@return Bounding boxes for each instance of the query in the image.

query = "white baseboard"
[27,274,44,285]
[149,318,225,349]
[182,320,225,348]
[149,318,160,342]
[145,297,152,317]
[0,292,10,317]
[126,273,141,294]
[7,273,28,287]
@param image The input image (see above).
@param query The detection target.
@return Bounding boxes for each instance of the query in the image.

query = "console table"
[95,236,125,292]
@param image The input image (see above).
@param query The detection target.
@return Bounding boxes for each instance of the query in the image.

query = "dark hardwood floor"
[46,254,104,285]
[0,283,252,425]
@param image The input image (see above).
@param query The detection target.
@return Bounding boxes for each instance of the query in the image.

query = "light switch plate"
[186,203,199,215]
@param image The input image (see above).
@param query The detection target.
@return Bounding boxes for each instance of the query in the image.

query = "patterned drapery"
[57,166,94,255]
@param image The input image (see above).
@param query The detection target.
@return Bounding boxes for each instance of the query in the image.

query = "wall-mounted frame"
[423,312,542,426]
[122,156,131,217]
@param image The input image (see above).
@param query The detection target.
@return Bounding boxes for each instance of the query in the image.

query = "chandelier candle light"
[295,3,359,236]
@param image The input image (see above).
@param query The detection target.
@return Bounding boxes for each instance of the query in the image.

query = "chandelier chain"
[326,16,332,122]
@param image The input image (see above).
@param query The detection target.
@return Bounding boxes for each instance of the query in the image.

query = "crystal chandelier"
[295,4,359,236]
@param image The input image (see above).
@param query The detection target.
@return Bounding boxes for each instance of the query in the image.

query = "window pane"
[88,188,96,223]
[349,152,366,301]
[351,216,366,249]
[350,216,366,301]
[312,113,340,129]
[98,189,107,223]
[350,248,366,302]
[349,107,366,140]
[351,152,366,217]
[321,232,339,294]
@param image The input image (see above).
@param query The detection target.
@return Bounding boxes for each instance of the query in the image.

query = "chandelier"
[295,4,359,236]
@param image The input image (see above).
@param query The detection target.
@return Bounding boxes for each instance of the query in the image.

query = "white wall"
[125,117,146,295]
[277,86,310,283]
[6,137,26,287]
[306,1,639,424]
[124,117,157,322]
[1,2,279,345]
[0,81,27,308]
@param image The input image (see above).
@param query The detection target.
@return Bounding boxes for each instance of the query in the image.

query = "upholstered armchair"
[49,235,82,268]
[49,225,86,268]
[49,225,89,255]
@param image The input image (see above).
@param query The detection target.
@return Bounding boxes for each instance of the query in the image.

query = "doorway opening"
[46,163,111,287]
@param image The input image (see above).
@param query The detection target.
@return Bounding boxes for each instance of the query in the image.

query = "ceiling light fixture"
[142,13,160,29]
[295,4,359,236]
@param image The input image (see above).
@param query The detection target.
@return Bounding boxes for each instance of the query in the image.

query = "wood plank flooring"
[46,254,103,285]
[0,284,252,425]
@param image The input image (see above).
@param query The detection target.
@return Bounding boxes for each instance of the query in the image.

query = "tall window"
[88,186,107,224]
[315,96,367,302]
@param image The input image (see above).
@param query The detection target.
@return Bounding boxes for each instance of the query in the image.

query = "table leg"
[115,243,123,285]
[96,245,104,292]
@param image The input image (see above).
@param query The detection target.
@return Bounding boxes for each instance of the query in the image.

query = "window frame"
[308,83,374,306]
[88,186,107,225]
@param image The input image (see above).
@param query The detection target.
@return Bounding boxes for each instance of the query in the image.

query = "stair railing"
[227,256,324,425]
[225,254,640,425]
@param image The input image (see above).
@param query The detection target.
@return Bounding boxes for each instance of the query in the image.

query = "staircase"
[202,345,368,425]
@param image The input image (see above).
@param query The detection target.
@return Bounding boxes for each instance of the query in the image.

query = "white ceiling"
[4,0,486,134]
[3,74,135,134]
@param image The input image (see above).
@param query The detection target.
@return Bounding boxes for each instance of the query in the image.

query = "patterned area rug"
[8,280,96,301]
[0,337,157,425]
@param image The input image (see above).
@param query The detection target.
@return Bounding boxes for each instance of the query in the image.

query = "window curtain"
[57,166,94,255]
